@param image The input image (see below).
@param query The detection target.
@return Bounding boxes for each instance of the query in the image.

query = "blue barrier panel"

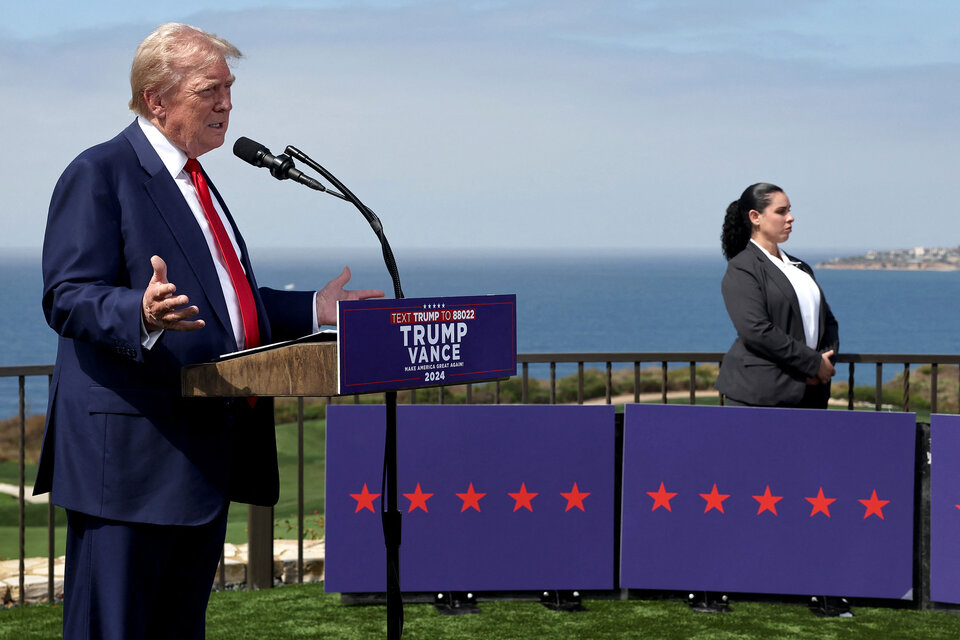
[325,404,616,592]
[931,414,960,604]
[621,404,915,599]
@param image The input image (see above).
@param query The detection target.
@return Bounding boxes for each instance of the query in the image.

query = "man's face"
[152,55,233,158]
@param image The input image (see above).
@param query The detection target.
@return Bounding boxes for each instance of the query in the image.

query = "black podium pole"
[383,390,403,639]
[243,142,409,637]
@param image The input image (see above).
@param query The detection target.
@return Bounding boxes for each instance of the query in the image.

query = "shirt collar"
[750,238,800,266]
[137,116,189,179]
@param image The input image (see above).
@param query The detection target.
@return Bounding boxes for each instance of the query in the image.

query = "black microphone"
[233,137,327,191]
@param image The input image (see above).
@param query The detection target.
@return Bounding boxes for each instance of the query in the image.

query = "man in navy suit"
[37,23,382,639]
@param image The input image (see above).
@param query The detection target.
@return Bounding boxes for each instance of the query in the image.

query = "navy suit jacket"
[37,121,315,525]
[715,242,840,407]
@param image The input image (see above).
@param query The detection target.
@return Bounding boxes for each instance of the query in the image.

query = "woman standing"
[716,183,839,408]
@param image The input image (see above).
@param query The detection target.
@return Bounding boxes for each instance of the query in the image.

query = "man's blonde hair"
[129,23,242,117]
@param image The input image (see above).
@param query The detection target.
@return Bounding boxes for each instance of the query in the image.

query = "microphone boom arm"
[284,145,403,299]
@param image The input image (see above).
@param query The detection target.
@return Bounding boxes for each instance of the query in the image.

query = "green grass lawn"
[3,585,960,640]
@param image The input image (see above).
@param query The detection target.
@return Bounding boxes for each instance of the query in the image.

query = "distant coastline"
[817,246,960,271]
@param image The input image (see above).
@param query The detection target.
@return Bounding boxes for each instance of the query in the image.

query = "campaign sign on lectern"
[337,294,517,395]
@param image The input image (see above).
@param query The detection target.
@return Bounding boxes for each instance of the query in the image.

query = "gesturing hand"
[142,255,205,332]
[316,266,385,326]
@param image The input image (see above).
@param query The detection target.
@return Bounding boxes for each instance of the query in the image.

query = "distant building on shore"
[817,246,960,271]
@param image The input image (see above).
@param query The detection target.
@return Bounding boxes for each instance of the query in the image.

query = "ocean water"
[3,248,960,418]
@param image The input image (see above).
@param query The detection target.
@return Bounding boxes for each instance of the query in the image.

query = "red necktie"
[185,158,261,352]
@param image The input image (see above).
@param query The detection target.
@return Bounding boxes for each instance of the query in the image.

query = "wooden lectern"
[182,341,339,591]
[182,341,339,399]
[184,291,515,640]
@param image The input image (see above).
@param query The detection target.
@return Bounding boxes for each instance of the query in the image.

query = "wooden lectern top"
[181,342,339,398]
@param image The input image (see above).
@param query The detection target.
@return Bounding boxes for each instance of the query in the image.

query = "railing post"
[550,362,557,405]
[634,362,640,404]
[577,362,584,405]
[931,364,938,415]
[438,386,445,405]
[689,362,696,405]
[847,362,855,411]
[903,363,910,413]
[875,363,883,411]
[661,362,668,404]
[48,500,56,601]
[297,396,305,584]
[495,380,501,405]
[247,504,274,590]
[47,373,55,602]
[522,362,529,404]
[466,383,472,404]
[606,362,612,405]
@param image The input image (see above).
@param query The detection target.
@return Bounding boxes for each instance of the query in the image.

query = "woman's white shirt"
[750,239,821,349]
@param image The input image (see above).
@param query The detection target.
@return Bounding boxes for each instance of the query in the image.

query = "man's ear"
[144,88,164,118]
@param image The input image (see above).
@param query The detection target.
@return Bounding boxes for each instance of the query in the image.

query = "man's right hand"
[142,255,205,332]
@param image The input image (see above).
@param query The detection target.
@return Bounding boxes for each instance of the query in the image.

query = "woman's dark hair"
[721,182,783,260]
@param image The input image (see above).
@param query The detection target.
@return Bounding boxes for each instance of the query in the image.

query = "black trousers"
[63,505,229,640]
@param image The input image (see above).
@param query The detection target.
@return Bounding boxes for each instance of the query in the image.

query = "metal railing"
[0,365,53,607]
[5,352,960,605]
[514,352,960,413]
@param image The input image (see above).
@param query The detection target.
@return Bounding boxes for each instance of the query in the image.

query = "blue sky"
[3,1,958,253]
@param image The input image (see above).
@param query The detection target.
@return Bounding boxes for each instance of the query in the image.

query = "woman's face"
[750,190,793,250]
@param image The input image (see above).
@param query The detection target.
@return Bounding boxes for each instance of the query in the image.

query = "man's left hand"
[316,266,385,326]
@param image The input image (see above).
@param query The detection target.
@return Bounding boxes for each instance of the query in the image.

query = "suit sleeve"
[821,296,840,360]
[259,287,316,343]
[41,156,146,362]
[721,259,823,378]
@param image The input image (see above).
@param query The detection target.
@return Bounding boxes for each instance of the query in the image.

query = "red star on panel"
[403,483,434,513]
[699,483,731,514]
[859,489,891,520]
[350,483,381,513]
[561,482,591,512]
[456,483,487,512]
[647,482,678,512]
[508,482,538,512]
[805,487,837,518]
[752,485,783,516]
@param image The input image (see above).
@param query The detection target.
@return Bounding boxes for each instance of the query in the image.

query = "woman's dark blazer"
[715,241,839,407]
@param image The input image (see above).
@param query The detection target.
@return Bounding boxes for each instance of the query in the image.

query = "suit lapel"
[748,242,804,331]
[122,121,235,341]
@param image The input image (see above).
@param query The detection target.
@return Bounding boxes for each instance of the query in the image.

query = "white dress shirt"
[751,239,821,349]
[139,117,251,349]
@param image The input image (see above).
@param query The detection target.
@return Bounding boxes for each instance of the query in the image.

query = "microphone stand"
[285,146,404,300]
[284,145,405,640]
